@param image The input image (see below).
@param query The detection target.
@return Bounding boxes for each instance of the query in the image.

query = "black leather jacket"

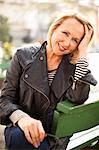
[0,41,97,132]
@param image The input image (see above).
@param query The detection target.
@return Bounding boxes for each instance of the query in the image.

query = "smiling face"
[49,17,84,56]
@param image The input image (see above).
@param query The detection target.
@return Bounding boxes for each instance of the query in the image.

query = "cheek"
[51,31,64,42]
[71,41,78,49]
[68,44,78,54]
[51,34,59,48]
[51,33,59,42]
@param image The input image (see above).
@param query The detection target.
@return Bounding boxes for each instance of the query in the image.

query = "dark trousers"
[4,126,49,150]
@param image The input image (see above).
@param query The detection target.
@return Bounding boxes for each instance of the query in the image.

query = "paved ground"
[0,125,6,149]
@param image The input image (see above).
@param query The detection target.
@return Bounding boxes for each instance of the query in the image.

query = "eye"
[62,31,69,36]
[72,38,78,43]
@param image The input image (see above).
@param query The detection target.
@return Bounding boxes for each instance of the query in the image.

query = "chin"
[64,51,71,55]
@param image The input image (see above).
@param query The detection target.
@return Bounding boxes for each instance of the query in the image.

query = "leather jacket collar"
[23,41,75,100]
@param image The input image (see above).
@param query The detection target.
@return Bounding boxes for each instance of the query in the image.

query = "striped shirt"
[72,58,89,89]
[47,58,88,87]
[48,69,57,86]
[74,58,88,81]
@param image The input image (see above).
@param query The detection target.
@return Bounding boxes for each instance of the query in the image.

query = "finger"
[24,128,33,145]
[86,24,93,34]
[87,25,93,32]
[87,24,91,30]
[37,121,45,142]
[29,124,40,147]
[84,24,89,35]
[87,24,94,40]
[87,23,93,30]
[84,24,93,42]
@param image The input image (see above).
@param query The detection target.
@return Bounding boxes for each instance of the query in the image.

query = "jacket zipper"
[78,79,90,85]
[23,78,50,112]
[71,75,91,85]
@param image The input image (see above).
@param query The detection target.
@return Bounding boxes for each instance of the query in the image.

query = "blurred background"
[0,0,99,93]
[0,0,99,51]
[0,0,99,57]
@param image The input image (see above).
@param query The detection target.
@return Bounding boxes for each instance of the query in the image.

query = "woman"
[0,13,97,150]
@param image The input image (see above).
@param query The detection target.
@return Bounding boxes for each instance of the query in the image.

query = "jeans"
[4,126,49,150]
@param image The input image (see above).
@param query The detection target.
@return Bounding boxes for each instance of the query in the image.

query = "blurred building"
[0,0,99,49]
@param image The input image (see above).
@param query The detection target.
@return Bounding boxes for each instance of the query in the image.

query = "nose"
[64,37,71,48]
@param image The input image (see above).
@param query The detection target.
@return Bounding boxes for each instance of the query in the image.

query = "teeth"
[60,44,65,51]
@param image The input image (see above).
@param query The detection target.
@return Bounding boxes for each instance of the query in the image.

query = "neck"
[46,45,62,71]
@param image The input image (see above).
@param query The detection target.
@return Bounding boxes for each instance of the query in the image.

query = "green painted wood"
[0,61,10,79]
[0,61,10,70]
[0,61,10,89]
[52,99,99,138]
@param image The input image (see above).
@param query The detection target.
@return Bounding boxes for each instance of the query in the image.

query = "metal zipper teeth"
[71,75,90,85]
[78,79,90,85]
[23,78,50,111]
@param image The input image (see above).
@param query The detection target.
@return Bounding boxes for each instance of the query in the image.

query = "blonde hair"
[47,12,94,64]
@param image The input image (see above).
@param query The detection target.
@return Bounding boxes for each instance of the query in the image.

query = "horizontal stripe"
[48,70,57,86]
[73,59,89,84]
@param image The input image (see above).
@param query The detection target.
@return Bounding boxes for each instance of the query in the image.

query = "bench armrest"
[52,99,99,138]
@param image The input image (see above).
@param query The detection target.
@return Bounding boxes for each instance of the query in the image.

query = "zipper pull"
[46,133,59,140]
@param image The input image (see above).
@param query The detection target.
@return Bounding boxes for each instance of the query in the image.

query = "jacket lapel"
[23,45,50,99]
[23,42,76,101]
[51,55,75,99]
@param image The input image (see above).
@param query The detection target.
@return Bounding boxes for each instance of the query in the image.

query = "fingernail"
[40,140,43,143]
[35,145,38,148]
[35,144,40,148]
[45,134,47,137]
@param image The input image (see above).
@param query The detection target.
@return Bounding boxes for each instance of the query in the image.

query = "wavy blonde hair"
[47,12,94,64]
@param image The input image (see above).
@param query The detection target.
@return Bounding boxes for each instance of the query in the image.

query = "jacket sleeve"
[65,77,90,104]
[65,58,97,105]
[0,51,23,125]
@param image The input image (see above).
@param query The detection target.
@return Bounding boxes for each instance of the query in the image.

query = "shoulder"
[14,42,41,67]
[17,42,41,58]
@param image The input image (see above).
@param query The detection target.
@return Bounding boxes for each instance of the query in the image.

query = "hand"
[17,116,45,148]
[78,24,93,58]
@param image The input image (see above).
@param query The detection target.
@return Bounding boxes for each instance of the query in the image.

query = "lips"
[58,43,67,51]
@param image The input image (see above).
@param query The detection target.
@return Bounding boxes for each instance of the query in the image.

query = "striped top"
[72,58,89,89]
[74,58,88,81]
[47,58,88,87]
[48,69,57,86]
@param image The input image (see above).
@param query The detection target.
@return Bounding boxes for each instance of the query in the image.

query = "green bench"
[52,99,99,149]
[0,99,99,150]
[0,61,10,88]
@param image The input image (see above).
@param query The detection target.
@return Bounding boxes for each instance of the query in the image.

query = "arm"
[65,24,95,104]
[0,49,46,148]
[0,51,23,124]
[65,76,90,104]
[65,57,90,104]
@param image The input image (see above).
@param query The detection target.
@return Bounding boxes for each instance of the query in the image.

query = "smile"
[58,43,67,52]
